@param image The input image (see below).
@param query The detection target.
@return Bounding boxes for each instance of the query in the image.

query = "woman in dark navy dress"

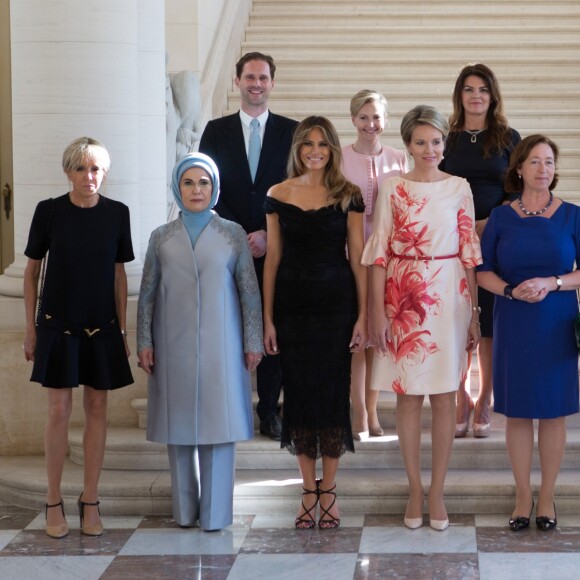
[23,137,134,538]
[441,63,520,438]
[478,135,580,532]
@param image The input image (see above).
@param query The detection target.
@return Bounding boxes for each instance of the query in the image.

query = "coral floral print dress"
[362,176,482,395]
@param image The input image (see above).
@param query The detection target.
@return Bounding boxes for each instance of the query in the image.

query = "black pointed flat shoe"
[536,503,557,531]
[509,500,534,531]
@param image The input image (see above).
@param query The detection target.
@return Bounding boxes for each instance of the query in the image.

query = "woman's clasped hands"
[513,277,552,302]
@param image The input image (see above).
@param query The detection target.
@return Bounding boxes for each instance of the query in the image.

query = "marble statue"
[166,66,202,218]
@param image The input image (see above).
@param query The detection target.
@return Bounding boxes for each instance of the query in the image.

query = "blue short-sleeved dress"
[478,201,580,418]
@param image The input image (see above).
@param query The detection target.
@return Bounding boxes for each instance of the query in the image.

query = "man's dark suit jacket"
[199,111,298,235]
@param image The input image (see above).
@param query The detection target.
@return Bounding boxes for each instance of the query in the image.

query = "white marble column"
[0,0,166,455]
[0,0,166,296]
[138,0,167,259]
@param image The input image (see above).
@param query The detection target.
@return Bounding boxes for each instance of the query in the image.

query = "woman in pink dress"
[362,105,481,530]
[341,90,408,440]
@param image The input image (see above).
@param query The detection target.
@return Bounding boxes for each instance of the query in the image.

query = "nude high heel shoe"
[78,493,104,536]
[403,497,424,529]
[429,517,449,531]
[45,500,69,539]
[455,397,474,438]
[352,430,369,441]
[473,399,491,438]
[404,516,423,529]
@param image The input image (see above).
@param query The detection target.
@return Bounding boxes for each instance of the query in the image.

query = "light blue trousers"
[167,442,236,531]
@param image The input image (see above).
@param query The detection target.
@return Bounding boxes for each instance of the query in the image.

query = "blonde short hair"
[62,137,111,174]
[349,89,388,118]
[400,105,449,145]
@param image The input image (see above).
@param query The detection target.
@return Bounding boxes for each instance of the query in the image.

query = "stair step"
[230,93,580,111]
[252,1,580,16]
[242,42,580,60]
[233,468,580,516]
[246,27,580,43]
[236,428,580,470]
[69,427,168,470]
[256,59,580,76]
[0,456,172,516]
[68,424,580,472]
[2,455,580,516]
[251,15,580,27]
[273,77,580,93]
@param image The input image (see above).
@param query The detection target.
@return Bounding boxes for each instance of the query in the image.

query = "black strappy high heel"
[318,483,340,529]
[295,484,319,529]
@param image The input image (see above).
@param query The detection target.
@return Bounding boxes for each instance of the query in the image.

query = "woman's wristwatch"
[554,276,562,291]
[503,285,515,300]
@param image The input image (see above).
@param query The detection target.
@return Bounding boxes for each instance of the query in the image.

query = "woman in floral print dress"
[362,106,482,531]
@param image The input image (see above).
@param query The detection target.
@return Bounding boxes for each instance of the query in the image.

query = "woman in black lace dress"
[263,116,367,529]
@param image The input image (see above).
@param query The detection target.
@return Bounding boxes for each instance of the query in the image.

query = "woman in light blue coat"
[137,152,263,531]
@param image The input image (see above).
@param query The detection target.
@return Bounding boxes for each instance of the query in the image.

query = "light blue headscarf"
[171,152,221,247]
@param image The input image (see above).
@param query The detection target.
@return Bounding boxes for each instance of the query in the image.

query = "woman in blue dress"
[477,135,580,532]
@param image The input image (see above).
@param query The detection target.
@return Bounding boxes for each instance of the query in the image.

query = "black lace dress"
[264,197,363,459]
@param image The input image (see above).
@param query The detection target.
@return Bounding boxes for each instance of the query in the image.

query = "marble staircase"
[2,0,580,519]
[1,393,580,517]
[240,0,580,201]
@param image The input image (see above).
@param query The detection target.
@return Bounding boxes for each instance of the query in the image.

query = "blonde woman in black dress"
[23,137,134,538]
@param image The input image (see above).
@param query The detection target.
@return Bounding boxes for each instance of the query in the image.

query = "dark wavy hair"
[287,116,362,211]
[447,63,513,159]
[505,134,559,194]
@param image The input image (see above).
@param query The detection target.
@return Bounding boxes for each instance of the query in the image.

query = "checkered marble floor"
[2,504,580,579]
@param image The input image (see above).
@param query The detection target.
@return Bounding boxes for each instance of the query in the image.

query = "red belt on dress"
[391,252,459,262]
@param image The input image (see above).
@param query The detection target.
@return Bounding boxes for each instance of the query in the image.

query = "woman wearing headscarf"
[137,152,263,532]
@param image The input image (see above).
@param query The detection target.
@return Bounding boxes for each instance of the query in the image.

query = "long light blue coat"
[137,215,262,445]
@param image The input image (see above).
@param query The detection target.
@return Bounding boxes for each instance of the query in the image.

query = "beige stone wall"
[0,297,146,455]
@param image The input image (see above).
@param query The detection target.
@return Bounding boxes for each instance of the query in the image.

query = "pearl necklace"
[518,192,553,216]
[464,129,485,143]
